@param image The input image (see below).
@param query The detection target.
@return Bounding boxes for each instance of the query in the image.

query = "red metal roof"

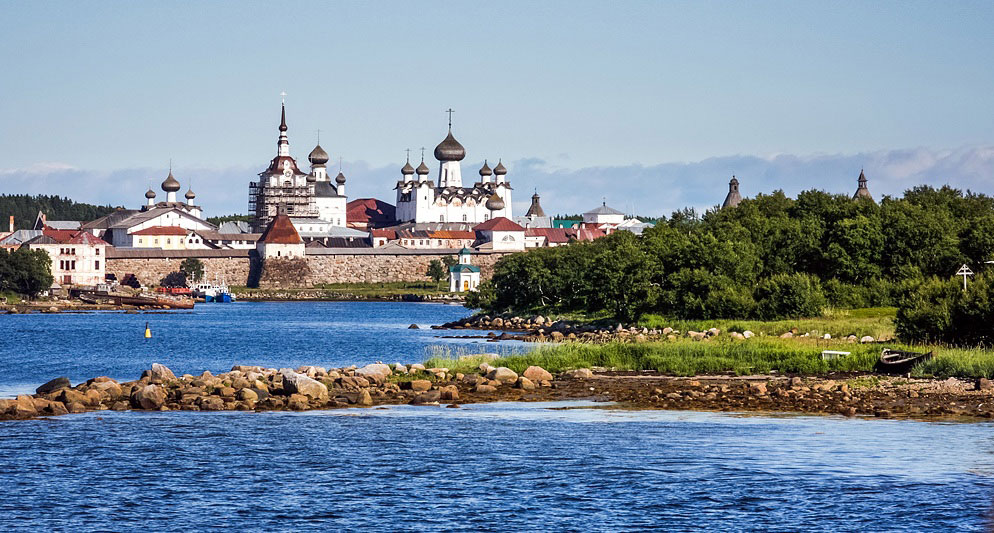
[525,228,572,243]
[347,198,396,226]
[67,231,108,246]
[131,226,189,236]
[473,217,524,232]
[371,229,397,239]
[258,214,303,244]
[429,230,476,239]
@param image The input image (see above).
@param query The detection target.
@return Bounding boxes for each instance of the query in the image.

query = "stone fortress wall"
[105,249,508,287]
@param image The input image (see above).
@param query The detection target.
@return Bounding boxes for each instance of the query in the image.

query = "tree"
[160,271,187,288]
[180,258,205,283]
[426,259,447,288]
[0,248,54,297]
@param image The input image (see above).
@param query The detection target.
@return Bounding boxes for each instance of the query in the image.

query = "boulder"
[568,368,594,379]
[36,377,71,395]
[281,371,329,401]
[474,384,498,393]
[742,330,754,338]
[47,401,69,416]
[749,383,768,395]
[287,394,310,411]
[67,402,88,414]
[439,385,459,401]
[523,366,554,382]
[486,367,518,383]
[408,324,420,329]
[14,395,37,417]
[237,388,259,402]
[148,363,177,384]
[111,401,129,411]
[977,378,993,391]
[516,377,536,391]
[355,363,392,383]
[133,385,166,409]
[393,363,408,374]
[409,380,432,392]
[90,381,123,399]
[410,390,442,404]
[357,389,373,406]
[860,336,875,344]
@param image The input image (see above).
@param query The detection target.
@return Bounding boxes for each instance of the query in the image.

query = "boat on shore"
[191,280,236,303]
[77,290,195,309]
[876,348,933,374]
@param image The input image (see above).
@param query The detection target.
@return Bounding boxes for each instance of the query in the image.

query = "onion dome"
[145,188,156,199]
[401,161,415,175]
[161,171,181,192]
[308,144,329,165]
[479,161,492,177]
[336,172,347,185]
[485,193,505,211]
[416,160,430,175]
[493,160,507,176]
[279,103,288,132]
[433,131,466,162]
[185,188,196,200]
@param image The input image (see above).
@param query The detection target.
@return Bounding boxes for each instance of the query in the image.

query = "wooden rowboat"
[875,348,933,374]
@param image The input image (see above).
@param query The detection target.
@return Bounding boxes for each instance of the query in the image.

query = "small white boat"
[191,278,236,303]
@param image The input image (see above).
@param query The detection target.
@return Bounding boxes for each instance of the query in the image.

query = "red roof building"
[472,217,524,232]
[347,198,396,229]
[131,226,190,236]
[258,214,303,244]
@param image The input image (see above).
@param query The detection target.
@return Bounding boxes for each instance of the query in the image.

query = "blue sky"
[1,1,993,217]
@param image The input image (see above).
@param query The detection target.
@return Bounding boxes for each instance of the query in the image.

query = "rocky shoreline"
[232,290,465,303]
[435,314,889,343]
[3,362,993,422]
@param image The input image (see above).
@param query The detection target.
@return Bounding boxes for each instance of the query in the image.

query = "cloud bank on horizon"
[3,145,993,221]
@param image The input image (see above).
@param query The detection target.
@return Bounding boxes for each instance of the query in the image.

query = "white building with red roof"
[473,217,526,251]
[256,213,305,259]
[23,228,109,287]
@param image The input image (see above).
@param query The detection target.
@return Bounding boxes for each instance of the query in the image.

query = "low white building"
[24,230,109,287]
[473,217,526,251]
[449,247,481,292]
[582,202,626,225]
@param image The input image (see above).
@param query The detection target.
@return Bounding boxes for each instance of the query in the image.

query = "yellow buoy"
[144,322,152,338]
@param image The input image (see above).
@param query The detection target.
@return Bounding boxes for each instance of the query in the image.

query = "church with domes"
[394,115,512,224]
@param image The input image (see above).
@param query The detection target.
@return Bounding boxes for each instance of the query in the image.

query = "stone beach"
[4,361,993,421]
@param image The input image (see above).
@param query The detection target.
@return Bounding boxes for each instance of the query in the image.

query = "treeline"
[0,195,117,229]
[469,186,994,323]
[207,214,253,226]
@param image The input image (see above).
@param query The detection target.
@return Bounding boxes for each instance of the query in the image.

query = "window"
[95,248,100,256]
[70,260,76,270]
[166,239,171,244]
[439,215,444,222]
[137,238,143,244]
[95,260,100,269]
[462,214,467,222]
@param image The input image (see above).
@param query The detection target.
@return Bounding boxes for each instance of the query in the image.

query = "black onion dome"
[336,172,347,185]
[434,131,466,162]
[185,188,196,200]
[416,161,430,175]
[161,171,181,192]
[479,161,492,177]
[485,193,505,211]
[493,160,507,175]
[308,144,329,165]
[401,161,415,175]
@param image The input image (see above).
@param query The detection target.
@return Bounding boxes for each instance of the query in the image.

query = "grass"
[0,291,24,304]
[423,334,994,379]
[638,307,898,340]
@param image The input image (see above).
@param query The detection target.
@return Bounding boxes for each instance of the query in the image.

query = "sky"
[1,0,993,218]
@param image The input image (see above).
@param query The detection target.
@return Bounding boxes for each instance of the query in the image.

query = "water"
[2,302,993,530]
[0,301,518,397]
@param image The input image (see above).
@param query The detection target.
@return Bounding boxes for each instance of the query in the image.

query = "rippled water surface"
[0,301,514,396]
[1,403,993,531]
[2,302,993,530]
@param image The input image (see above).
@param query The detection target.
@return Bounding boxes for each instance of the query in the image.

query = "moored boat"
[875,348,933,374]
[191,280,236,303]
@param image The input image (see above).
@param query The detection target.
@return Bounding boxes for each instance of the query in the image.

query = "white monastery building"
[395,113,512,224]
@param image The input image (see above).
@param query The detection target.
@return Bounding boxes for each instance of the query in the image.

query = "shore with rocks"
[435,314,889,344]
[3,361,994,422]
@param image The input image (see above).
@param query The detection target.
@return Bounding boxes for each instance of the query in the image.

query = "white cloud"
[2,146,993,220]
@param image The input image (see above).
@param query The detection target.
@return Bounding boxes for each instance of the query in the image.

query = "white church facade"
[395,117,512,224]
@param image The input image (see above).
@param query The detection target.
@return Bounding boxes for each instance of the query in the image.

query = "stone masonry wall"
[106,252,510,287]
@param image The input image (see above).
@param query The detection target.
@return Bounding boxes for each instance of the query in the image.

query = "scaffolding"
[249,182,317,231]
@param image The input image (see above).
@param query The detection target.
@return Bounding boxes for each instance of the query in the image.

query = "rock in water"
[357,389,373,406]
[408,324,420,329]
[148,363,177,383]
[281,370,329,401]
[486,367,518,383]
[133,385,166,409]
[355,363,393,383]
[522,366,553,382]
[36,377,71,395]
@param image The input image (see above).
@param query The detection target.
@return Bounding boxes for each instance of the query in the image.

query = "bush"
[896,274,994,346]
[0,248,54,297]
[754,273,826,320]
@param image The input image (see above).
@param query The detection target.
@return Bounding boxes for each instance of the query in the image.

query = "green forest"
[0,195,118,229]
[468,185,994,344]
